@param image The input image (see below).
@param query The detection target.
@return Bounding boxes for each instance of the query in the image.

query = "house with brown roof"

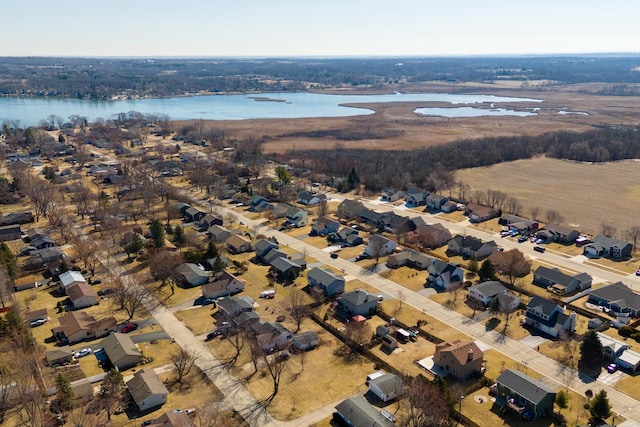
[225,234,252,254]
[51,311,117,345]
[66,282,98,309]
[45,346,74,366]
[202,270,245,299]
[147,411,193,427]
[447,235,497,260]
[126,369,169,411]
[101,332,142,370]
[433,339,484,381]
[23,308,48,323]
[465,203,498,223]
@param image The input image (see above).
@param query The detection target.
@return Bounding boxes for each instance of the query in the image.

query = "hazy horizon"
[2,0,638,57]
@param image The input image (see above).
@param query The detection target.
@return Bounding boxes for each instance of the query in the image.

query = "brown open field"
[174,83,640,153]
[456,157,640,236]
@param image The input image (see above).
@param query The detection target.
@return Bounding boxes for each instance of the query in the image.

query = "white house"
[368,373,403,402]
[467,281,506,305]
[126,369,169,410]
[427,259,464,290]
[363,234,396,257]
[59,271,87,290]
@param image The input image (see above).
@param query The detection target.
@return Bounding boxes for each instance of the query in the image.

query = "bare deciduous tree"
[400,376,450,427]
[601,223,617,239]
[491,249,531,286]
[627,226,640,254]
[344,321,371,347]
[149,250,183,290]
[529,206,540,221]
[111,274,150,321]
[284,288,310,333]
[546,209,564,225]
[170,347,198,383]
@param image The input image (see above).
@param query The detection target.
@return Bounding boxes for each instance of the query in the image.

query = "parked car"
[120,322,139,333]
[141,420,155,427]
[205,330,221,341]
[30,319,47,327]
[635,269,640,277]
[533,246,546,253]
[203,297,217,306]
[607,363,618,373]
[74,348,92,358]
[517,236,528,243]
[330,252,339,259]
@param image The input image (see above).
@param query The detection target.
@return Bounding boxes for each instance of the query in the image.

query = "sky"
[2,0,639,57]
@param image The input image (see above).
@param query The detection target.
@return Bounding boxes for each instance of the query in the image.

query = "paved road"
[208,199,640,425]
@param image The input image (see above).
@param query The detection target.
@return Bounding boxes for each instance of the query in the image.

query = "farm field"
[456,157,640,236]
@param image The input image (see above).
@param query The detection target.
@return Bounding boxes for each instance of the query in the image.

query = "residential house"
[59,270,87,290]
[427,259,464,290]
[24,247,65,270]
[293,331,319,351]
[23,308,48,323]
[233,311,261,330]
[337,289,379,317]
[405,188,429,206]
[183,207,206,223]
[146,411,193,427]
[127,369,169,411]
[173,202,191,215]
[307,267,345,296]
[199,214,223,229]
[45,346,74,366]
[297,190,326,205]
[524,296,576,337]
[499,214,539,233]
[27,229,56,249]
[583,235,633,259]
[467,281,507,305]
[424,193,449,211]
[262,248,288,265]
[448,235,497,259]
[382,213,416,234]
[226,234,252,254]
[363,234,396,257]
[0,211,34,225]
[411,219,453,248]
[0,224,21,241]
[207,224,233,243]
[532,266,592,294]
[254,238,279,260]
[202,270,245,299]
[588,282,640,318]
[270,257,301,281]
[598,332,629,362]
[465,204,499,223]
[248,195,271,212]
[67,282,99,309]
[336,199,365,220]
[441,200,459,213]
[101,332,142,370]
[380,188,405,202]
[496,293,521,313]
[217,296,254,319]
[271,203,292,219]
[495,369,556,420]
[386,250,433,269]
[358,209,387,230]
[368,373,403,402]
[328,227,362,246]
[285,207,308,228]
[536,224,580,244]
[433,340,484,381]
[335,396,396,427]
[175,263,210,287]
[252,321,293,352]
[310,217,340,236]
[51,311,117,345]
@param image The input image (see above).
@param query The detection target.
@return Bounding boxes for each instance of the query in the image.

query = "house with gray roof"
[207,224,233,243]
[495,369,556,420]
[358,209,388,229]
[297,190,326,205]
[293,331,319,351]
[467,281,507,305]
[254,238,279,260]
[427,259,464,290]
[270,257,301,281]
[533,266,592,294]
[524,296,576,337]
[175,263,210,287]
[536,224,580,244]
[45,346,74,366]
[368,373,403,402]
[583,235,633,259]
[405,188,428,206]
[183,206,206,223]
[0,224,21,242]
[328,227,362,246]
[307,267,345,296]
[126,369,169,411]
[588,281,640,317]
[199,214,222,230]
[285,207,308,228]
[202,270,245,299]
[335,396,396,427]
[310,217,340,236]
[337,199,365,220]
[217,296,254,319]
[337,289,379,317]
[386,250,433,269]
[499,214,539,233]
[263,247,288,265]
[363,234,396,257]
[425,193,450,211]
[101,332,142,370]
[380,188,405,202]
[448,235,497,260]
[251,321,293,352]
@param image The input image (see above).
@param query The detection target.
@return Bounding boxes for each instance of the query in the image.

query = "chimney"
[468,348,474,362]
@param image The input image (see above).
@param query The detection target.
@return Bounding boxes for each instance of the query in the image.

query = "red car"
[121,322,139,333]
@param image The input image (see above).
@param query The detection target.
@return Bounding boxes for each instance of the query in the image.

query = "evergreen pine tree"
[56,373,74,412]
[149,219,165,249]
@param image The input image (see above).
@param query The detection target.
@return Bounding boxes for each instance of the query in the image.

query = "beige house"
[51,311,117,345]
[226,234,252,254]
[67,282,98,309]
[127,369,169,410]
[202,270,245,299]
[101,333,142,370]
[433,340,484,381]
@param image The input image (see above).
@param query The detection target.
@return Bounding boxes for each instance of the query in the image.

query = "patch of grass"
[174,306,217,336]
[379,266,428,292]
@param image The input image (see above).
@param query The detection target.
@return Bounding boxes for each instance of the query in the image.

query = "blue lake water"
[0,92,542,126]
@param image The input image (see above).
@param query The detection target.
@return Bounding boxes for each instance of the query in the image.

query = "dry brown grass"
[456,157,640,235]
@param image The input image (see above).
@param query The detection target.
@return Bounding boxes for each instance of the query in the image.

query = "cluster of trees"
[3,56,640,99]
